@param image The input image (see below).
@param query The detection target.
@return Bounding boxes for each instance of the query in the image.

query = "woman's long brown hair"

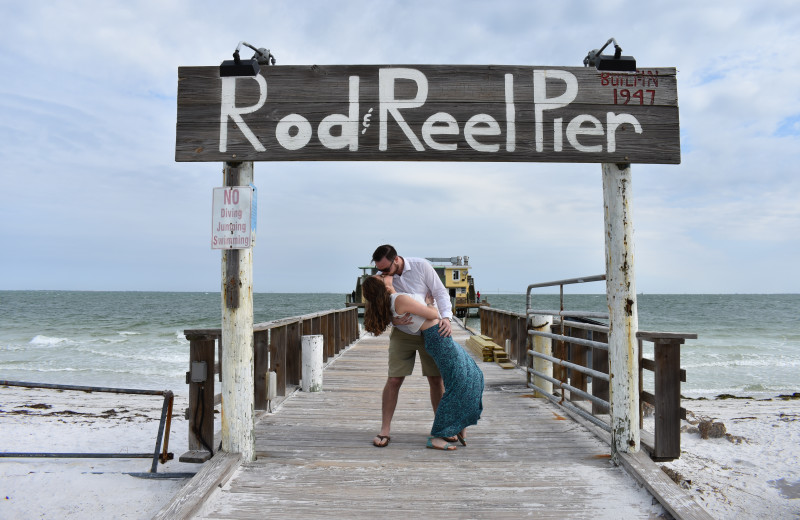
[362,276,393,335]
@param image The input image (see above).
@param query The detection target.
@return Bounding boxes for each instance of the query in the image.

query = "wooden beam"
[153,452,241,520]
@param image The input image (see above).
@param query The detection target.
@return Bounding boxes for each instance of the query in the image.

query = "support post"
[530,314,553,397]
[602,162,640,456]
[301,335,324,392]
[221,161,255,462]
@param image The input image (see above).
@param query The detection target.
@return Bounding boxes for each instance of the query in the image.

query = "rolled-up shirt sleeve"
[422,261,452,319]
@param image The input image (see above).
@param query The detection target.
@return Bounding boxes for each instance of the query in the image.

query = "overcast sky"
[1,1,798,294]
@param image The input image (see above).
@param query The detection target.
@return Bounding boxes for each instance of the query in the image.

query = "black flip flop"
[373,435,391,447]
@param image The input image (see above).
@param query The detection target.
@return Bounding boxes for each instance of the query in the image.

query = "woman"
[363,275,484,451]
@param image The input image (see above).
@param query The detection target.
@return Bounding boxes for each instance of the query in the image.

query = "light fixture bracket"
[219,42,275,77]
[584,38,637,72]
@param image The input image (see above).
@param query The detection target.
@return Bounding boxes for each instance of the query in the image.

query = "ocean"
[1,291,798,399]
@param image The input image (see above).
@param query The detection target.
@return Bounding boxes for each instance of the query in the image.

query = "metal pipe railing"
[482,274,694,461]
[528,349,610,381]
[0,380,174,473]
[528,309,610,319]
[528,330,610,351]
[525,274,607,292]
[556,319,610,334]
[526,366,610,409]
[529,382,611,432]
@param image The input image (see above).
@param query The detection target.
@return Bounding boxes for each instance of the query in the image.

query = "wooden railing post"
[504,314,511,351]
[551,322,567,384]
[322,314,332,360]
[569,327,588,402]
[591,329,610,415]
[270,326,287,397]
[184,334,216,461]
[287,321,301,386]
[515,315,527,365]
[333,311,341,354]
[253,330,269,410]
[653,338,683,460]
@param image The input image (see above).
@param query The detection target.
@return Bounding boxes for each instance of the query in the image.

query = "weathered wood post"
[301,334,324,392]
[221,161,256,462]
[602,162,640,456]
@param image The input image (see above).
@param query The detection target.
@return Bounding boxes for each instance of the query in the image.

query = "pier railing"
[0,380,177,476]
[181,306,360,462]
[479,276,695,462]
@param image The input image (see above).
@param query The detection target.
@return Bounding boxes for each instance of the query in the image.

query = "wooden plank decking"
[175,325,677,519]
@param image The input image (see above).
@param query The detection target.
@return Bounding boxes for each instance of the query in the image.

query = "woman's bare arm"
[395,294,440,320]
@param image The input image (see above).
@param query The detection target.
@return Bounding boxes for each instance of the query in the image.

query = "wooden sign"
[176,65,679,164]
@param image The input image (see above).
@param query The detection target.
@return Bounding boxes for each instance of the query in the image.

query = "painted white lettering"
[567,114,604,152]
[318,76,360,151]
[606,112,642,153]
[276,114,313,150]
[379,68,427,151]
[505,74,515,152]
[553,118,563,152]
[464,114,501,152]
[533,70,578,152]
[422,112,458,151]
[219,75,267,152]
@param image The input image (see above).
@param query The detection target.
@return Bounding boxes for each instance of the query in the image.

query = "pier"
[158,316,710,519]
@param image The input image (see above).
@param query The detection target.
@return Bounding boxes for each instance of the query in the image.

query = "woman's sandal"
[426,436,458,451]
[373,435,390,447]
[457,432,467,446]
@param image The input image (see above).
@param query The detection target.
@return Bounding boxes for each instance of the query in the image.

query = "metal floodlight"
[219,41,276,77]
[583,38,637,72]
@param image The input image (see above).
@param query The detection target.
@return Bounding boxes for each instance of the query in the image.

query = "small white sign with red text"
[211,186,256,249]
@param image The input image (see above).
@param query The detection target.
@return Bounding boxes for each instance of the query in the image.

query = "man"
[371,244,453,447]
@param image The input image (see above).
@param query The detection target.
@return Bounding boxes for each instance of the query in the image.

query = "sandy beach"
[654,393,800,519]
[0,386,206,519]
[2,384,799,519]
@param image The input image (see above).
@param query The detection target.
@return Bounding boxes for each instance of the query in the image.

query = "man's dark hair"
[372,244,397,264]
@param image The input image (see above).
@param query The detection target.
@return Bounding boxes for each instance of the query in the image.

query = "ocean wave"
[29,335,73,346]
[6,366,85,373]
[1,343,27,352]
[70,347,186,364]
[2,364,183,377]
[683,358,800,369]
[118,331,142,336]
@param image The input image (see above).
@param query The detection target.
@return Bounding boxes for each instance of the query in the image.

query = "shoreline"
[683,392,800,401]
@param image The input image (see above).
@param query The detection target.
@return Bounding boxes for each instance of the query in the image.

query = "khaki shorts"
[388,327,441,377]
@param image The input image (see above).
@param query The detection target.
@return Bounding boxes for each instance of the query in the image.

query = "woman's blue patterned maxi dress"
[422,326,484,438]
